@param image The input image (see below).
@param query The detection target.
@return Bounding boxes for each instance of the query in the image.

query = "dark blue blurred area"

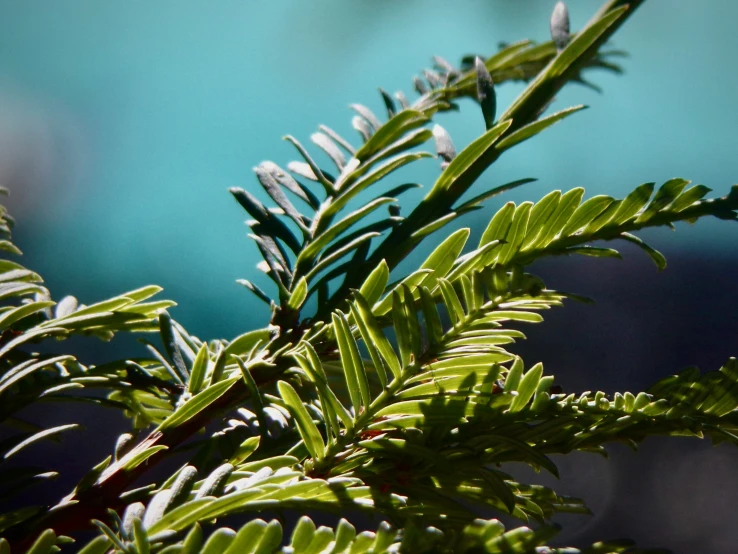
[1,1,737,552]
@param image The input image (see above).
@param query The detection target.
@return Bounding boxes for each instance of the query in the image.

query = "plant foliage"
[1,1,737,552]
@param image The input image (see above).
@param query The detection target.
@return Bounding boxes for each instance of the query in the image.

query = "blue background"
[1,1,737,552]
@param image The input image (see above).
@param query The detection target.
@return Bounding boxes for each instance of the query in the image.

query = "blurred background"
[1,0,737,551]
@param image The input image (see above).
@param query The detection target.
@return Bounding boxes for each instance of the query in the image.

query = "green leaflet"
[635,178,690,223]
[118,299,177,315]
[509,363,544,412]
[354,109,430,161]
[560,195,614,236]
[358,259,390,306]
[100,284,162,304]
[157,377,239,431]
[294,347,353,431]
[504,357,525,391]
[357,129,434,177]
[201,528,236,554]
[401,284,423,360]
[0,260,27,273]
[3,424,80,460]
[536,188,585,247]
[428,119,513,199]
[300,197,395,263]
[77,536,111,554]
[302,526,334,553]
[668,184,712,212]
[348,303,388,388]
[619,232,667,270]
[374,398,479,419]
[610,182,654,225]
[496,105,587,151]
[352,293,401,378]
[480,201,515,247]
[207,346,228,387]
[290,516,317,551]
[392,289,413,367]
[445,240,501,283]
[306,232,379,283]
[519,191,561,251]
[325,152,431,220]
[224,328,271,359]
[583,198,622,234]
[410,212,462,240]
[0,301,55,331]
[427,353,516,372]
[229,436,261,467]
[0,355,75,394]
[447,334,516,348]
[25,529,57,554]
[397,373,487,400]
[419,286,444,348]
[496,202,533,265]
[131,518,149,554]
[0,282,45,302]
[408,362,506,386]
[439,278,465,326]
[420,228,470,289]
[564,246,622,259]
[120,446,169,472]
[236,358,269,440]
[332,311,372,412]
[459,275,476,313]
[180,524,204,554]
[222,519,268,554]
[237,455,298,472]
[37,312,144,333]
[0,241,22,256]
[187,343,210,394]
[50,285,160,321]
[251,520,283,554]
[372,521,398,552]
[333,519,357,552]
[373,269,433,316]
[42,297,131,323]
[476,310,544,324]
[287,277,308,310]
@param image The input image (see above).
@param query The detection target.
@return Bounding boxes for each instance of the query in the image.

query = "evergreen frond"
[2,2,737,552]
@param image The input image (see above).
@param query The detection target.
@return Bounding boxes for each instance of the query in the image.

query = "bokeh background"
[1,1,737,552]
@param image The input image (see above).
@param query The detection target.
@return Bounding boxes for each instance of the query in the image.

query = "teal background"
[2,1,737,340]
[1,2,737,552]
